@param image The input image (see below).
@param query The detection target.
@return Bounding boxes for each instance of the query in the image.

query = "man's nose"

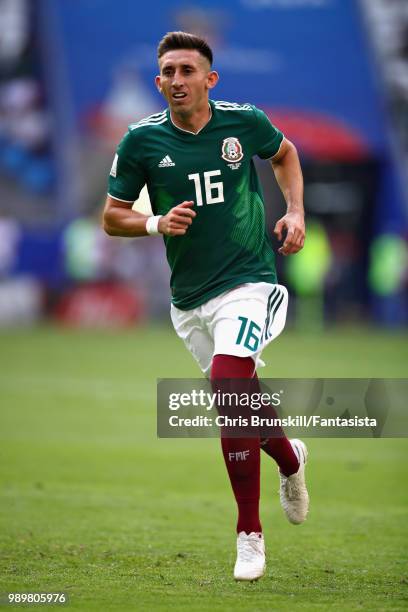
[172,72,183,87]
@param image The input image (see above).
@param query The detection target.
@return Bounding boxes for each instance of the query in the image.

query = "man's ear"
[155,75,162,93]
[207,70,219,90]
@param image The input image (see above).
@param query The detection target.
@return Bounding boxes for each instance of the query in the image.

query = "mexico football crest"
[221,137,244,165]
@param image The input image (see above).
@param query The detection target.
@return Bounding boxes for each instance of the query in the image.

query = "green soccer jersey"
[108,99,283,310]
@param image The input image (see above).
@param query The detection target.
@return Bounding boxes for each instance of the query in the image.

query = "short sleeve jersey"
[108,100,283,310]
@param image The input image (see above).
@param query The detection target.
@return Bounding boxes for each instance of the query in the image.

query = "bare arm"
[103,196,149,237]
[270,138,305,255]
[103,195,196,237]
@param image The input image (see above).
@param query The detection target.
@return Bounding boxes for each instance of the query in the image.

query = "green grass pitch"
[0,325,407,611]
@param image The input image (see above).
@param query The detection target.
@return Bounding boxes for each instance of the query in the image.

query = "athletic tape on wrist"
[146,215,162,235]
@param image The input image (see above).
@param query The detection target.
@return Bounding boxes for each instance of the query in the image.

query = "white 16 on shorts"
[171,282,288,376]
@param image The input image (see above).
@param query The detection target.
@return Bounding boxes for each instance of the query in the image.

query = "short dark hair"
[157,31,213,66]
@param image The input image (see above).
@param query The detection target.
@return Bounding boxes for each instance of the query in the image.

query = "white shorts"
[170,282,288,376]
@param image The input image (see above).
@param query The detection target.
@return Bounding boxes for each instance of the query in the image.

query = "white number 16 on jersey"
[188,170,224,206]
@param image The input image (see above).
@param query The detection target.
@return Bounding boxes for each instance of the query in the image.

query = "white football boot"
[234,531,265,581]
[279,439,309,525]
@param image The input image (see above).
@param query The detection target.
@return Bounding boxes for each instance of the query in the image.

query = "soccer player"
[103,31,309,581]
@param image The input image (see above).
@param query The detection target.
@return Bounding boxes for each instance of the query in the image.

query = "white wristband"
[145,215,162,235]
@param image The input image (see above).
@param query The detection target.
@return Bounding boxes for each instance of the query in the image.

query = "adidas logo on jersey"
[158,155,175,167]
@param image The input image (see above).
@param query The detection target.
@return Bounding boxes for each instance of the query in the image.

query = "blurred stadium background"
[1,1,408,609]
[0,0,407,329]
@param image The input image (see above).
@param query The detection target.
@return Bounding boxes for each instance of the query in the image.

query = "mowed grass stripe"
[0,326,407,610]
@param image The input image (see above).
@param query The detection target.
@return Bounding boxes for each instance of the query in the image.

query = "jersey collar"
[167,101,214,136]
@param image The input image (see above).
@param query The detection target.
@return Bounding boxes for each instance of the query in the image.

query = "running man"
[104,31,309,581]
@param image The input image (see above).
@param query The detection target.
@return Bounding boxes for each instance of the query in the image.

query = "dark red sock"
[220,436,261,534]
[261,437,299,477]
[253,372,300,477]
[211,354,261,534]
